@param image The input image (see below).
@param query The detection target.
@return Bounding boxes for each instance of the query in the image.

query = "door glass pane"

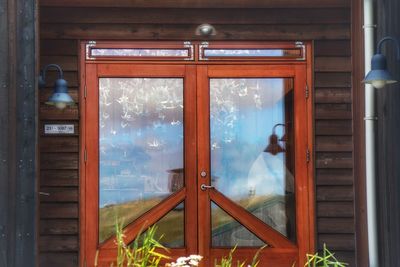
[130,202,185,248]
[211,202,267,247]
[99,78,184,243]
[203,49,300,58]
[210,78,296,242]
[91,48,189,57]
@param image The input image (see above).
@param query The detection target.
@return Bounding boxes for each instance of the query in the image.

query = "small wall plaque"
[44,124,74,135]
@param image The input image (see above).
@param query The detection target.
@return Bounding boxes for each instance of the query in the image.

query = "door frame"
[79,41,315,267]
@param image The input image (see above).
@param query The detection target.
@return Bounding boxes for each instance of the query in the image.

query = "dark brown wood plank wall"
[376,0,400,266]
[39,3,356,266]
[1,0,38,266]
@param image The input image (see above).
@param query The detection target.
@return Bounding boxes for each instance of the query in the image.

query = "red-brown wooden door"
[84,64,198,266]
[83,62,313,267]
[196,65,312,266]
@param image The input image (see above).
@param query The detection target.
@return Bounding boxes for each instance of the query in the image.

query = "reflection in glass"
[203,49,300,58]
[99,78,184,243]
[210,78,296,242]
[91,48,189,57]
[211,202,266,247]
[132,202,185,248]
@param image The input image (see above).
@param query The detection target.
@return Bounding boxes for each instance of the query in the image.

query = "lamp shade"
[46,78,74,110]
[263,134,285,155]
[364,54,398,89]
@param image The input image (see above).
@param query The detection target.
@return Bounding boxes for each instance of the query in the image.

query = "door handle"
[200,184,215,191]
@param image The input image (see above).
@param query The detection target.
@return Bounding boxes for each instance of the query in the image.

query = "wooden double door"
[83,60,314,266]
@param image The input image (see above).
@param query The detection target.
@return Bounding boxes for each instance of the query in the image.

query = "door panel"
[209,77,296,242]
[98,77,185,243]
[197,65,308,266]
[84,61,311,267]
[85,64,197,265]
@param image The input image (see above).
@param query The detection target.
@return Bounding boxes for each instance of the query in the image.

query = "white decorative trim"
[295,41,306,61]
[199,42,209,61]
[183,41,194,60]
[86,41,97,60]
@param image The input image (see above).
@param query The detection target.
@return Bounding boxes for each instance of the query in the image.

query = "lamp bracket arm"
[41,64,64,83]
[272,123,286,133]
[377,36,400,60]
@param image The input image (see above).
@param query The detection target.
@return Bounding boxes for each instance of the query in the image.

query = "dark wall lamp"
[39,64,75,110]
[364,36,400,89]
[264,123,286,155]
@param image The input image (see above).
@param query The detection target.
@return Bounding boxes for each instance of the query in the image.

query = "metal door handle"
[200,184,215,191]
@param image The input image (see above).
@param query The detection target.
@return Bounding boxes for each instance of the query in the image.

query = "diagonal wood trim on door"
[101,188,186,249]
[209,189,296,249]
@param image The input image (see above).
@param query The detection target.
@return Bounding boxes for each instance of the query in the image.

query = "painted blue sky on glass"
[99,78,183,208]
[210,78,294,199]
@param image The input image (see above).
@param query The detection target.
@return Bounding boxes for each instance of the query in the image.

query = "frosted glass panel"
[210,78,296,241]
[91,48,189,57]
[203,49,301,58]
[98,78,184,243]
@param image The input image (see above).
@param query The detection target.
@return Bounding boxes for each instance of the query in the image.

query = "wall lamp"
[195,24,217,36]
[364,36,400,89]
[39,64,75,110]
[264,123,286,155]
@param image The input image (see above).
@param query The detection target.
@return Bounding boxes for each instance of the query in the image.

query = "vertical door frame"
[197,63,314,266]
[80,58,199,265]
[79,41,315,267]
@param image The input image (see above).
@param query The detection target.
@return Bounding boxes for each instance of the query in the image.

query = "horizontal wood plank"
[40,0,351,8]
[43,71,78,87]
[41,56,78,72]
[315,120,352,135]
[40,137,79,153]
[315,104,352,120]
[315,136,353,152]
[40,170,79,187]
[315,88,351,103]
[318,234,355,251]
[316,169,353,185]
[40,253,79,267]
[39,236,79,252]
[317,202,354,217]
[40,203,79,219]
[316,185,354,201]
[41,39,78,56]
[40,219,79,235]
[316,152,353,168]
[40,153,79,170]
[331,251,355,266]
[317,218,355,233]
[315,57,352,72]
[314,40,351,56]
[40,105,79,121]
[41,7,350,25]
[40,23,350,40]
[39,187,78,202]
[314,72,352,88]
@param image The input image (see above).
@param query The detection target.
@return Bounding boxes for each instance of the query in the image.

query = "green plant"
[304,244,347,267]
[214,245,267,267]
[110,222,171,267]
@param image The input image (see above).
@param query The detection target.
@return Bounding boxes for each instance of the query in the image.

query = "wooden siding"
[0,0,38,266]
[376,0,400,266]
[39,4,356,266]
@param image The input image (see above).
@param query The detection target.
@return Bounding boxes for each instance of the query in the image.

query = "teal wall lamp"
[39,64,75,110]
[364,36,400,89]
